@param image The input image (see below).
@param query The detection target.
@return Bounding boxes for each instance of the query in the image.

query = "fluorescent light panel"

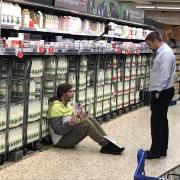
[136,6,155,9]
[136,5,180,10]
[157,7,180,9]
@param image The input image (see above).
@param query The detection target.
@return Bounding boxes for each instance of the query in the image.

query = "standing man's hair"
[145,31,163,42]
[169,38,176,45]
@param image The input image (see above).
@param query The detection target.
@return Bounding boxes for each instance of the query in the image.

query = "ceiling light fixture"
[157,6,180,10]
[136,5,180,10]
[136,6,155,9]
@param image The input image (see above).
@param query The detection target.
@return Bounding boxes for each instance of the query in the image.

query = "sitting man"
[47,83,125,155]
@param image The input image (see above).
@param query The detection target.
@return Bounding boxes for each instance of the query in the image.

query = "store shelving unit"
[0,0,153,164]
[0,58,9,164]
[173,48,180,103]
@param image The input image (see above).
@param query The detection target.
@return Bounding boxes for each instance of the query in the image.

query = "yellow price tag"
[15,25,20,31]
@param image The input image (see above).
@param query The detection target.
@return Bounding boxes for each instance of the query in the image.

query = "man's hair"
[169,38,176,45]
[145,31,162,42]
[48,83,72,104]
[57,83,72,98]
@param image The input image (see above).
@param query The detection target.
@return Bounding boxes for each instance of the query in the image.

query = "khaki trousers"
[55,117,107,148]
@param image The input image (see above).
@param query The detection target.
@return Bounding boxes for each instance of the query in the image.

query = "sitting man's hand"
[75,111,89,119]
[80,111,89,119]
[69,116,78,126]
[69,113,86,126]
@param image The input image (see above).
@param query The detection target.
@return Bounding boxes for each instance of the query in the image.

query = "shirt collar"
[156,42,166,54]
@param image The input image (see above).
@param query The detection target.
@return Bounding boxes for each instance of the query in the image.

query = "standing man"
[145,31,176,159]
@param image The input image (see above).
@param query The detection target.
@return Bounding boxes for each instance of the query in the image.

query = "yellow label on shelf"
[15,25,20,31]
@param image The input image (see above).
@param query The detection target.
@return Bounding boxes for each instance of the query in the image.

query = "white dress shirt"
[150,43,176,92]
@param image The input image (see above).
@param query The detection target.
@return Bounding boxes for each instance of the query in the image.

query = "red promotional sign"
[39,47,45,54]
[17,51,23,59]
[48,47,54,55]
[15,48,23,59]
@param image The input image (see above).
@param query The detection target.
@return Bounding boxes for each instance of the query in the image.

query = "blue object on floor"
[134,149,160,180]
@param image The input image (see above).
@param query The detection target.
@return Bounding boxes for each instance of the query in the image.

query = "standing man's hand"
[155,92,160,99]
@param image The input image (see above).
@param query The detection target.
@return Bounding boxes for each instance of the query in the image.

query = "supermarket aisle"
[0,104,180,180]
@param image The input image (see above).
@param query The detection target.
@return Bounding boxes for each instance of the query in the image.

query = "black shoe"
[160,150,167,156]
[146,151,160,159]
[100,141,125,155]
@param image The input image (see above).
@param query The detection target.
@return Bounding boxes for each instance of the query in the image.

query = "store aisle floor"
[0,103,180,180]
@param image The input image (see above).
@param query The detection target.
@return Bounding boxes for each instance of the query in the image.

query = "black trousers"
[150,87,174,154]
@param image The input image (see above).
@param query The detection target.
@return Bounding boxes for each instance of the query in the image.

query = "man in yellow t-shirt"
[47,83,124,155]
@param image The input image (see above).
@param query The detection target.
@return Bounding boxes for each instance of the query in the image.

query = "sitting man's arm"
[48,116,73,135]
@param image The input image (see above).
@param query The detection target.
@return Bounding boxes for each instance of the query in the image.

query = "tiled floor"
[0,103,180,180]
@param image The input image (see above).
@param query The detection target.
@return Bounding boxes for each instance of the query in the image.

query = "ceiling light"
[136,5,180,10]
[157,7,180,10]
[136,6,155,9]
